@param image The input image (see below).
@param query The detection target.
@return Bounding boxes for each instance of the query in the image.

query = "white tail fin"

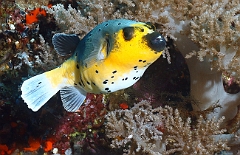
[21,62,88,112]
[21,69,62,111]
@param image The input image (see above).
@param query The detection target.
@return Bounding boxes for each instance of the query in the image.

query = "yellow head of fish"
[21,19,166,112]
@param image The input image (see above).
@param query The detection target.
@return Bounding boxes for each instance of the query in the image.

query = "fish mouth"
[144,32,166,52]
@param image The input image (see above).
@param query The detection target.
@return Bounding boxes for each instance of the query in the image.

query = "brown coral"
[105,100,164,155]
[163,106,229,155]
[15,0,49,10]
[188,2,240,84]
[105,100,229,155]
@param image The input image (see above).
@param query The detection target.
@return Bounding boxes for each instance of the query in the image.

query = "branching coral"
[15,0,49,10]
[158,0,240,126]
[163,106,229,155]
[43,4,96,36]
[188,1,240,82]
[106,100,165,155]
[43,0,171,36]
[105,100,229,155]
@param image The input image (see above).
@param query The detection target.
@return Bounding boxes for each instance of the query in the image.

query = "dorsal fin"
[52,33,80,56]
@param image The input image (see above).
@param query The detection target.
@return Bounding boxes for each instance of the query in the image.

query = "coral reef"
[106,100,165,155]
[43,4,96,36]
[43,0,240,127]
[0,0,240,154]
[105,100,230,155]
[160,0,240,126]
[52,94,108,154]
[15,0,49,10]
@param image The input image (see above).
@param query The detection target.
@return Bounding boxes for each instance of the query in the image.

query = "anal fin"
[60,86,87,112]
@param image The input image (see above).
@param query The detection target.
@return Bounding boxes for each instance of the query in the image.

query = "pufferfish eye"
[123,27,134,41]
[145,31,166,52]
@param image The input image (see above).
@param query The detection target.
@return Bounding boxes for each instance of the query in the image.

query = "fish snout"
[145,32,166,52]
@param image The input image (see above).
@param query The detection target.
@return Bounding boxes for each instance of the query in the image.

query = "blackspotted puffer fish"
[21,19,166,112]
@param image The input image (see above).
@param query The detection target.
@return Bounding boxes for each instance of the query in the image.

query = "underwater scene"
[0,0,240,154]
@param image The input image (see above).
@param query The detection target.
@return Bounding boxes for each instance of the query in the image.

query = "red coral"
[26,8,46,25]
[44,138,54,152]
[119,103,129,110]
[52,94,106,153]
[24,137,41,152]
[0,144,12,155]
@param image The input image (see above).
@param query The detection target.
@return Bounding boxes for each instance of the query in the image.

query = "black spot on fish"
[122,78,124,81]
[133,77,138,80]
[107,90,111,93]
[105,88,109,90]
[139,60,142,62]
[118,23,121,25]
[134,66,138,70]
[89,33,92,36]
[87,81,90,85]
[80,79,85,87]
[38,82,42,84]
[78,82,82,86]
[125,77,128,80]
[143,60,146,63]
[140,28,144,32]
[103,80,108,84]
[105,23,109,27]
[74,83,77,86]
[85,63,88,68]
[112,70,117,74]
[92,82,96,86]
[98,28,101,31]
[95,70,99,73]
[111,82,114,84]
[111,76,114,78]
[76,64,79,69]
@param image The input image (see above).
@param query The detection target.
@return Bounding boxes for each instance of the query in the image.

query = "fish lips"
[144,32,166,52]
